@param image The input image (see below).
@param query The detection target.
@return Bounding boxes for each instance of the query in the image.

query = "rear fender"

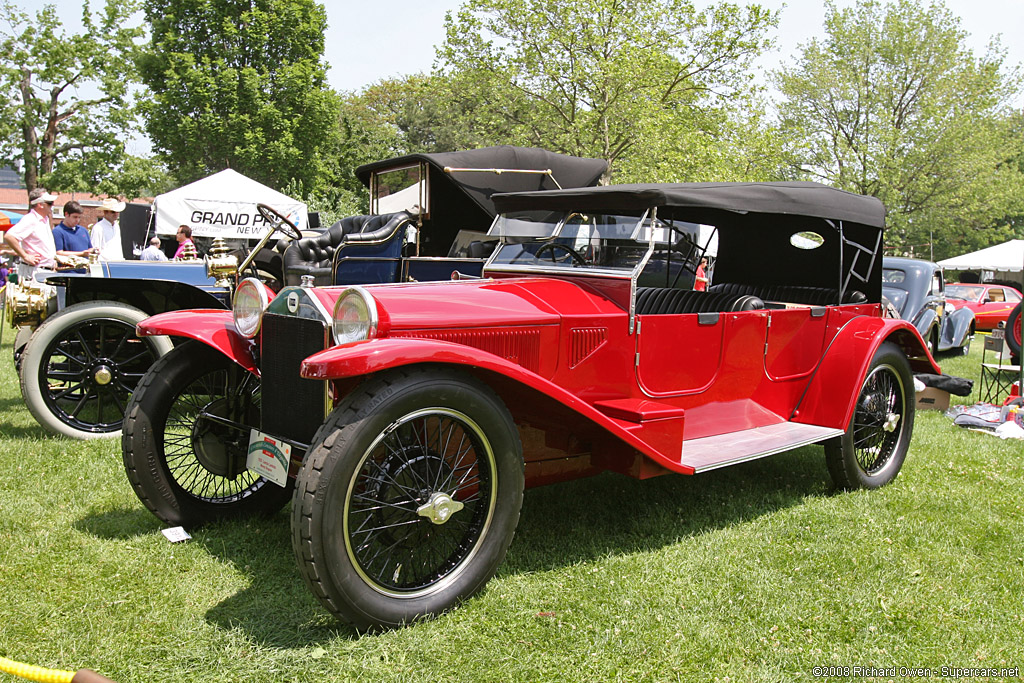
[794,316,939,430]
[301,338,693,474]
[137,309,258,373]
[914,308,938,341]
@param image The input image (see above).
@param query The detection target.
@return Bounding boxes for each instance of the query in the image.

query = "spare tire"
[1007,302,1022,362]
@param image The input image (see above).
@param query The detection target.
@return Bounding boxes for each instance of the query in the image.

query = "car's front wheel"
[291,367,524,630]
[19,302,173,439]
[122,342,292,527]
[825,342,914,490]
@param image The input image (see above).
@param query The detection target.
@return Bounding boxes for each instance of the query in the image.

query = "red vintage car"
[944,282,1022,331]
[121,181,937,630]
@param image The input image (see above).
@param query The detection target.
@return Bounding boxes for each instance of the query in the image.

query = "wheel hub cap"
[93,365,113,385]
[883,412,900,433]
[416,492,464,525]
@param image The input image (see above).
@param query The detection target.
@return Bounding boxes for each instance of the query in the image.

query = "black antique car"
[8,146,606,439]
[882,256,974,355]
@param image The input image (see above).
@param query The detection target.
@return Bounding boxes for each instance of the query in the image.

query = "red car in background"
[945,282,1022,331]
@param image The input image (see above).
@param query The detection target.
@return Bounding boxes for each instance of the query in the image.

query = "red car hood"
[362,277,620,331]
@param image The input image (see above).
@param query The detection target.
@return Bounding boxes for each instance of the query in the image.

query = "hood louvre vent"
[393,328,541,372]
[570,327,608,368]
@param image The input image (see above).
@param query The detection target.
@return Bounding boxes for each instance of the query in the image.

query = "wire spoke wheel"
[825,342,914,490]
[163,366,263,503]
[346,408,496,596]
[292,368,524,630]
[123,342,293,527]
[850,364,905,474]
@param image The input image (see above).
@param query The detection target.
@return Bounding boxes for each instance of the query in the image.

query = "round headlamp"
[333,287,378,345]
[233,277,270,338]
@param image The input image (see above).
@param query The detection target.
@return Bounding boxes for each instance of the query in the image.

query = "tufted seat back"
[283,212,411,286]
[707,282,867,306]
[635,287,764,315]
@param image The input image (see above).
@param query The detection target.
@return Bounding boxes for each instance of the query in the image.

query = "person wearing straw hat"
[3,188,58,279]
[91,197,127,261]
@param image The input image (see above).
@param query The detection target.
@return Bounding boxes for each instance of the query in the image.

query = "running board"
[681,423,844,473]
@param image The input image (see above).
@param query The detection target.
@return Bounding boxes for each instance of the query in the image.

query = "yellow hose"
[0,657,74,683]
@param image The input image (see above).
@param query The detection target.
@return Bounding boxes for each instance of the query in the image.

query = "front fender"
[137,309,257,373]
[794,316,940,430]
[301,338,695,474]
[913,308,938,340]
[943,307,975,348]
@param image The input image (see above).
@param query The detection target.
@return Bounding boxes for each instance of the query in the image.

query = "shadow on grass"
[74,506,164,540]
[169,445,831,647]
[0,396,54,439]
[70,445,831,648]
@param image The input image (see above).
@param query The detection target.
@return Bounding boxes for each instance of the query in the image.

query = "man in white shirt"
[3,188,58,279]
[91,197,127,261]
[140,236,168,261]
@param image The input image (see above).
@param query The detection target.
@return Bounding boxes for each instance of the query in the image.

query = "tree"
[137,0,342,195]
[437,0,780,182]
[0,0,144,193]
[775,0,1024,259]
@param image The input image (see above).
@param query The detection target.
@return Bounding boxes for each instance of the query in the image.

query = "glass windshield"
[372,164,426,216]
[945,284,984,301]
[489,210,702,277]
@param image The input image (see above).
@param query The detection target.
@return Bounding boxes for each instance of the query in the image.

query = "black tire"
[825,342,915,490]
[926,327,938,356]
[291,367,524,630]
[122,342,292,527]
[19,302,173,439]
[1007,303,1022,359]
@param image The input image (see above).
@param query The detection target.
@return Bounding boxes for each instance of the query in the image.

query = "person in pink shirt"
[4,188,58,276]
[173,224,195,259]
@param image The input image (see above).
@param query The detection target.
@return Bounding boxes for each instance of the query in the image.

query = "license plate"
[246,429,291,487]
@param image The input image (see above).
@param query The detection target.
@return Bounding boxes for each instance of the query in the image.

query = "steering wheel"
[535,242,588,266]
[257,203,302,240]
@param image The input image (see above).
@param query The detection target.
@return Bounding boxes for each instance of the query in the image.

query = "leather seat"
[708,283,867,305]
[635,287,764,315]
[283,212,410,286]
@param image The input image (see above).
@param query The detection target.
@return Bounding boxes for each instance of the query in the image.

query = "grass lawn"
[1,330,1022,682]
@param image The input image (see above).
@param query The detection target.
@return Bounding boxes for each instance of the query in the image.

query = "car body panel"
[138,309,258,373]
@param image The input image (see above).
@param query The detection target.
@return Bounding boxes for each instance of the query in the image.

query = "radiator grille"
[392,328,542,372]
[260,313,328,445]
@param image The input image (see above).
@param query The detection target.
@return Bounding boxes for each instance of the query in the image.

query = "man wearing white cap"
[91,197,127,261]
[3,188,58,279]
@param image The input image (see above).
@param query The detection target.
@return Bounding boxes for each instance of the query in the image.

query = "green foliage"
[775,0,1024,260]
[137,0,342,197]
[436,0,782,182]
[0,0,144,194]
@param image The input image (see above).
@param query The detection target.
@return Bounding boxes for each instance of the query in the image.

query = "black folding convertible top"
[492,181,886,228]
[356,146,609,219]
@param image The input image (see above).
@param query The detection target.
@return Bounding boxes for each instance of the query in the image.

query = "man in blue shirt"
[52,201,95,258]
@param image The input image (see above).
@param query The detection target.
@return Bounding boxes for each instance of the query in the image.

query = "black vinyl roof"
[356,146,608,218]
[492,181,886,228]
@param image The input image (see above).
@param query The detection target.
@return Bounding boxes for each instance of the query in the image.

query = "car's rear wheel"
[825,342,914,490]
[291,367,524,630]
[123,342,292,527]
[19,302,173,439]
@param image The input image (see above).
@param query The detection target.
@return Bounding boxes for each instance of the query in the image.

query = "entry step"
[682,422,843,473]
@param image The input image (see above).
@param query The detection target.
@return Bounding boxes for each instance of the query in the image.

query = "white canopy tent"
[152,169,307,240]
[937,239,1024,274]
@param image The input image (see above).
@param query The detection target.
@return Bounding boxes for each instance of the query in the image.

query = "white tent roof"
[152,169,307,239]
[937,240,1024,273]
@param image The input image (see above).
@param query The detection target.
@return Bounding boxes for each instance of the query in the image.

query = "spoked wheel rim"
[344,407,498,598]
[851,363,907,475]
[163,366,265,503]
[38,317,160,433]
